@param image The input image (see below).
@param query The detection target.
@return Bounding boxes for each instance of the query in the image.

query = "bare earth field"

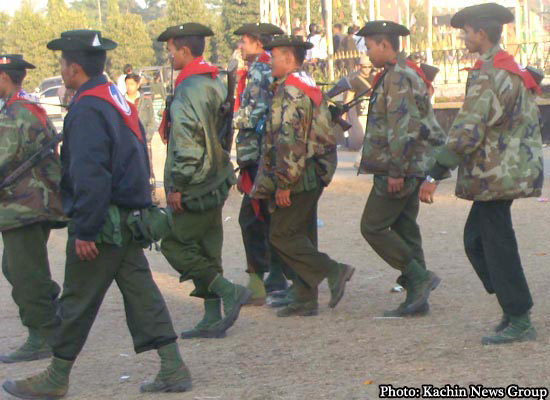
[2,141,550,400]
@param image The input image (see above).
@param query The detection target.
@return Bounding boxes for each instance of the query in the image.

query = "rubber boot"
[482,313,537,345]
[384,275,430,317]
[0,328,52,364]
[327,264,355,308]
[207,274,252,334]
[264,263,288,294]
[403,260,440,314]
[180,299,225,339]
[244,273,266,306]
[140,342,192,393]
[276,300,319,317]
[494,313,510,333]
[2,356,73,399]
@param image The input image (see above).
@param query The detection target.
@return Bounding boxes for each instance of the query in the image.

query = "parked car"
[39,85,63,119]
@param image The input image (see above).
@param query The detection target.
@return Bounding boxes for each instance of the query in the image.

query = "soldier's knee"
[360,221,378,243]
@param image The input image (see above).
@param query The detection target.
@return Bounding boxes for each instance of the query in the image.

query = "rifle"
[324,76,372,132]
[162,57,175,143]
[218,59,238,152]
[0,133,63,191]
[526,66,545,86]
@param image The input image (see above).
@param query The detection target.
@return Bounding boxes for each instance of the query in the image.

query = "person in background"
[116,63,132,95]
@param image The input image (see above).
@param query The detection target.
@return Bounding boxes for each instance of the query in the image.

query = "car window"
[43,87,60,98]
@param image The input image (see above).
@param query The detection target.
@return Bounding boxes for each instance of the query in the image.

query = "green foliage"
[221,0,259,60]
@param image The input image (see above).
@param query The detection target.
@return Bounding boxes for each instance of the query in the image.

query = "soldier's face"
[167,39,186,70]
[241,35,262,60]
[463,25,483,53]
[271,47,292,79]
[0,72,10,98]
[365,38,385,68]
[60,57,77,90]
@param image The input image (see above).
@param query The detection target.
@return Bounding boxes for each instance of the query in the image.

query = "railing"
[308,42,550,85]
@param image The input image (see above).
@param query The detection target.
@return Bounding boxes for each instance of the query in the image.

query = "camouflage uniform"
[359,52,446,281]
[0,91,66,354]
[234,54,289,288]
[430,45,542,318]
[252,71,345,305]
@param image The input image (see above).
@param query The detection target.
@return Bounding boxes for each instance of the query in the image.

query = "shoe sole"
[267,300,292,308]
[140,380,192,393]
[243,297,266,306]
[209,288,252,334]
[180,330,226,340]
[329,265,355,308]
[276,309,319,317]
[383,303,430,318]
[2,380,64,400]
[0,350,52,364]
[404,273,441,314]
[481,328,537,345]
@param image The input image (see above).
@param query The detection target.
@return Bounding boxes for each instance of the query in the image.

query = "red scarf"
[285,71,322,107]
[75,82,143,142]
[239,169,264,221]
[159,57,219,142]
[469,50,541,95]
[6,90,48,128]
[234,52,271,112]
[372,59,433,91]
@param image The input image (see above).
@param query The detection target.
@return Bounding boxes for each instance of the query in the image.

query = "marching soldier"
[157,23,251,339]
[251,36,354,317]
[420,3,542,344]
[0,54,66,363]
[233,22,291,306]
[3,30,191,399]
[356,21,446,317]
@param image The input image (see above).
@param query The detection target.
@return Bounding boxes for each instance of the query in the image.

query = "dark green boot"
[482,313,537,345]
[327,264,355,308]
[180,299,225,339]
[384,276,430,317]
[494,313,510,333]
[403,260,440,314]
[207,274,252,334]
[244,273,266,306]
[2,356,73,399]
[276,300,319,317]
[140,342,192,393]
[0,329,52,364]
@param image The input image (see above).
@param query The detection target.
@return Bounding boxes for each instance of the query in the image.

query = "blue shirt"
[60,75,152,241]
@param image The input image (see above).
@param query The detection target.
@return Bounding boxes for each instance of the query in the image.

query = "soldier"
[233,23,291,306]
[2,30,191,399]
[251,36,354,317]
[357,21,445,317]
[0,54,66,363]
[420,3,542,344]
[157,23,251,339]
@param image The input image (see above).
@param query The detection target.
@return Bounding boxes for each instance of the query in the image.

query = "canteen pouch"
[94,205,123,246]
[126,206,173,248]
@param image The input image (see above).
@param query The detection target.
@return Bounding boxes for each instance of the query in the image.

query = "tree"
[0,12,10,53]
[103,0,154,78]
[220,0,259,62]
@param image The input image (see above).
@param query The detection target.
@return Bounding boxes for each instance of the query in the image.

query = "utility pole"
[285,0,291,33]
[97,0,102,27]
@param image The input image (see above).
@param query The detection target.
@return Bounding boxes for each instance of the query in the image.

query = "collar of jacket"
[480,45,502,63]
[70,74,108,108]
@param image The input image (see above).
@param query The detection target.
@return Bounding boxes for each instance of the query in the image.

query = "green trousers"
[51,223,177,360]
[269,186,338,301]
[161,206,223,299]
[360,177,426,272]
[1,222,60,339]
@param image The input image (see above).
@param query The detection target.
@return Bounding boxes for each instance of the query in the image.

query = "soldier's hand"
[387,177,404,193]
[275,188,291,208]
[75,239,99,261]
[167,191,183,213]
[419,181,437,204]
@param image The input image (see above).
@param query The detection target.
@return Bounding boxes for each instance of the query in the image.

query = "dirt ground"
[2,140,550,400]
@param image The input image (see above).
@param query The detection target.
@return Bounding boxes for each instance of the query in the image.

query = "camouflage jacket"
[252,71,319,198]
[435,45,543,201]
[165,74,234,197]
[233,53,273,168]
[0,93,66,231]
[358,53,446,178]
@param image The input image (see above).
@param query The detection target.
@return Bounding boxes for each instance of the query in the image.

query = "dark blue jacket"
[60,75,152,241]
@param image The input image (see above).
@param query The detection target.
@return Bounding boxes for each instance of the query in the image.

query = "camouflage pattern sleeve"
[436,71,501,169]
[0,115,19,172]
[234,62,272,130]
[273,85,312,190]
[167,90,207,190]
[385,69,421,178]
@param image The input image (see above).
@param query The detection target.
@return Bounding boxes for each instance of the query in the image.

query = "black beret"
[356,21,410,37]
[47,30,117,52]
[157,23,214,42]
[234,22,284,36]
[0,54,35,71]
[263,35,313,50]
[451,3,514,29]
